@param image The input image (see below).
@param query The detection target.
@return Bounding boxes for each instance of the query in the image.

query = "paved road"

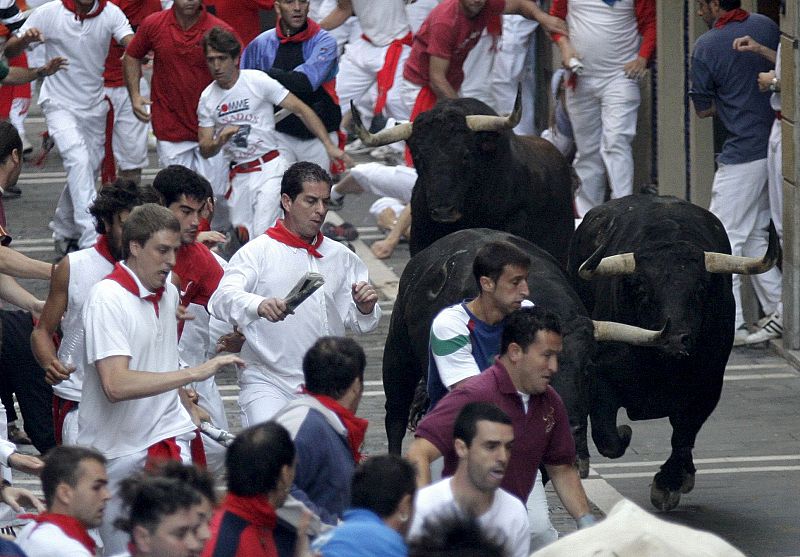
[6,114,800,556]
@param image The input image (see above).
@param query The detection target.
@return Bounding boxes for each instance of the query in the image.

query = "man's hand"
[8,453,45,477]
[557,38,580,70]
[325,145,353,169]
[258,297,290,322]
[623,56,648,80]
[733,34,763,54]
[44,358,76,386]
[37,57,69,78]
[131,95,152,122]
[352,281,378,314]
[18,28,44,48]
[758,70,776,92]
[197,230,226,248]
[176,305,195,322]
[216,330,245,353]
[1,486,45,513]
[217,125,240,146]
[192,354,245,382]
[370,238,397,260]
[539,13,568,36]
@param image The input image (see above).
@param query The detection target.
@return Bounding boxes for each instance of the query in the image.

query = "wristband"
[576,513,597,529]
[769,77,780,92]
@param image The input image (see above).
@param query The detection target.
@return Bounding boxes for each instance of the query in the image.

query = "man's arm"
[0,245,51,279]
[695,104,716,118]
[733,35,777,63]
[278,93,349,162]
[267,32,338,93]
[319,0,353,31]
[371,204,411,260]
[122,53,151,123]
[545,462,592,521]
[95,353,243,403]
[405,437,442,488]
[0,274,43,316]
[197,125,240,159]
[3,57,68,85]
[31,257,73,385]
[3,28,44,59]
[429,56,457,100]
[504,0,568,36]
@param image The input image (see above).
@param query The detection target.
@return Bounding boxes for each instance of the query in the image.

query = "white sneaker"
[744,312,782,344]
[345,138,372,154]
[733,324,750,347]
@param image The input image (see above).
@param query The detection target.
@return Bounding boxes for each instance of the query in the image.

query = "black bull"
[351,95,575,266]
[382,229,597,471]
[567,195,779,511]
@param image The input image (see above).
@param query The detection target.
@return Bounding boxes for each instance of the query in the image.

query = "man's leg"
[350,162,416,203]
[460,32,496,105]
[766,118,783,243]
[108,83,149,184]
[238,375,299,427]
[566,78,604,217]
[527,469,559,551]
[251,157,289,239]
[599,74,640,200]
[709,159,770,329]
[101,450,148,555]
[336,38,385,119]
[743,186,783,318]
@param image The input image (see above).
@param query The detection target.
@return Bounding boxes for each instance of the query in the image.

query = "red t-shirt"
[173,241,224,309]
[206,0,273,46]
[125,8,235,142]
[103,0,162,88]
[403,0,505,91]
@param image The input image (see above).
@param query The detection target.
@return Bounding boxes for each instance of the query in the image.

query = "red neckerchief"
[223,493,277,529]
[276,18,320,44]
[265,219,324,258]
[106,262,164,317]
[307,391,368,463]
[714,8,749,28]
[62,0,107,20]
[94,234,117,265]
[20,513,96,554]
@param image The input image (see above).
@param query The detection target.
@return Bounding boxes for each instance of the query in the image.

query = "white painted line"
[599,465,800,479]
[15,246,53,253]
[726,363,788,370]
[221,390,385,401]
[592,454,800,469]
[582,477,626,514]
[724,373,796,381]
[217,380,383,391]
[8,238,52,245]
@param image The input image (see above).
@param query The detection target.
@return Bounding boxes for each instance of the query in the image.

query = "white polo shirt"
[77,262,195,460]
[16,522,93,557]
[197,69,289,163]
[352,0,410,45]
[20,1,132,111]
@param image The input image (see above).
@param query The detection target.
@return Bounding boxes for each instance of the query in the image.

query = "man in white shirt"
[16,446,110,557]
[209,161,380,426]
[78,203,243,554]
[409,402,530,557]
[4,0,134,252]
[198,26,348,242]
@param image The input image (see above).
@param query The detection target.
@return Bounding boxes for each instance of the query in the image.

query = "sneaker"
[733,324,750,347]
[21,136,32,156]
[345,138,372,154]
[322,221,359,242]
[7,424,31,445]
[2,184,21,199]
[744,312,782,344]
[54,237,80,258]
[327,195,345,210]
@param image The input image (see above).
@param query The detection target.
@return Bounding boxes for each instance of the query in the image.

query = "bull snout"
[663,332,693,358]
[430,206,463,223]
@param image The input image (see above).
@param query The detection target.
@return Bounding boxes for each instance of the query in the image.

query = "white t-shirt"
[409,478,530,557]
[77,263,195,459]
[20,1,132,111]
[16,522,94,557]
[54,246,116,402]
[208,234,381,391]
[352,0,410,45]
[197,69,289,163]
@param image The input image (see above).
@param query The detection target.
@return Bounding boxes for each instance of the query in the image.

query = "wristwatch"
[769,76,780,92]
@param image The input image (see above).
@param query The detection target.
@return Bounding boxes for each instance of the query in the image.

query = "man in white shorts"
[4,0,134,252]
[208,161,380,425]
[408,402,530,557]
[198,26,348,241]
[78,204,243,554]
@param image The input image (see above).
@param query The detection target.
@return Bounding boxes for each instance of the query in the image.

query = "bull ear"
[350,101,413,146]
[704,222,780,275]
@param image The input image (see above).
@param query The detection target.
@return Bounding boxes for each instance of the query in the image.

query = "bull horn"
[350,101,413,147]
[593,319,669,346]
[465,85,522,132]
[578,240,636,280]
[704,222,780,275]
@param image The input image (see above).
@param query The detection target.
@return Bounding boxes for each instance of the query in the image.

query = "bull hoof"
[680,473,695,494]
[650,482,681,512]
[577,457,590,479]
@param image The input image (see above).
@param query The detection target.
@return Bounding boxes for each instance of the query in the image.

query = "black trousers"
[0,309,55,454]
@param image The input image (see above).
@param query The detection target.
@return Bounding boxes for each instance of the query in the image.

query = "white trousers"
[460,32,496,106]
[229,155,289,240]
[105,83,149,171]
[61,406,79,446]
[336,37,411,121]
[491,16,538,135]
[45,102,107,248]
[527,469,559,551]
[192,375,229,476]
[238,371,300,427]
[100,435,193,555]
[709,158,783,328]
[350,162,416,203]
[274,131,338,170]
[156,140,229,198]
[566,73,641,217]
[767,118,783,243]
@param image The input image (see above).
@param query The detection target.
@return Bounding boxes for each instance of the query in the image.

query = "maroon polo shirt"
[414,359,576,502]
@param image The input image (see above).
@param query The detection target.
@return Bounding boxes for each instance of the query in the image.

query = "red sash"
[368,31,413,115]
[404,85,438,166]
[145,431,207,471]
[52,395,78,446]
[101,95,116,185]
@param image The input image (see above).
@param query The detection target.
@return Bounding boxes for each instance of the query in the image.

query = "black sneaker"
[322,222,359,242]
[327,196,345,210]
[2,185,21,199]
